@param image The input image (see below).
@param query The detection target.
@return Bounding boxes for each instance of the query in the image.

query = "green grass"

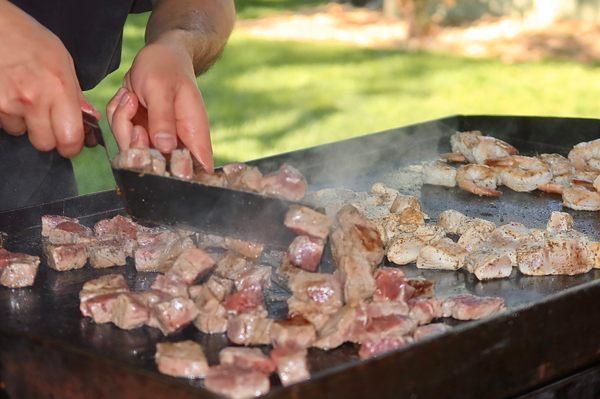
[75,8,600,194]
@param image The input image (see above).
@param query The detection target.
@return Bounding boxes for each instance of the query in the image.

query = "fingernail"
[119,91,130,106]
[154,132,176,152]
[130,129,140,147]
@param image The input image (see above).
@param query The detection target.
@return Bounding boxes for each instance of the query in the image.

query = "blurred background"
[77,0,600,194]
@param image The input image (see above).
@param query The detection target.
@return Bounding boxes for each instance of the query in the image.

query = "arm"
[107,0,236,171]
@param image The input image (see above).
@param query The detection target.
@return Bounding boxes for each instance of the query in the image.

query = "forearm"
[146,0,235,75]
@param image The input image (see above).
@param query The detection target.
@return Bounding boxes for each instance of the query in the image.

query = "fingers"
[50,91,85,158]
[174,84,214,172]
[25,104,55,152]
[146,86,178,153]
[130,125,150,148]
[110,89,141,151]
[106,87,127,127]
[0,111,26,136]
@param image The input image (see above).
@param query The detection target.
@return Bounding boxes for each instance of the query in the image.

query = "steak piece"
[223,238,264,260]
[0,249,40,288]
[417,237,467,271]
[80,293,121,323]
[113,148,151,171]
[195,170,227,187]
[313,306,367,350]
[134,230,193,272]
[361,314,417,342]
[227,312,273,346]
[287,271,343,330]
[457,219,496,252]
[170,148,193,180]
[406,278,435,298]
[219,347,276,375]
[270,346,309,386]
[223,285,265,315]
[287,235,324,272]
[223,163,264,192]
[413,323,451,341]
[88,239,127,269]
[151,275,189,298]
[336,256,375,305]
[408,297,441,325]
[436,210,471,235]
[192,284,230,334]
[271,316,316,349]
[79,274,128,302]
[261,164,307,201]
[47,220,94,245]
[547,211,574,234]
[205,365,270,399]
[386,225,446,266]
[373,267,414,302]
[284,205,331,240]
[155,341,209,378]
[190,275,234,302]
[44,243,88,271]
[148,149,167,175]
[93,215,139,255]
[166,247,215,284]
[235,266,272,291]
[365,300,409,318]
[441,294,506,320]
[358,336,411,360]
[41,215,78,237]
[464,248,513,280]
[150,297,200,335]
[111,293,149,329]
[214,252,251,281]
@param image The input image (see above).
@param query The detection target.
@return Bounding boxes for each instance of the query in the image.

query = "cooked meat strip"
[151,275,190,298]
[205,364,270,399]
[214,252,252,281]
[134,230,193,272]
[408,297,441,325]
[260,164,307,201]
[155,341,209,379]
[372,267,414,302]
[223,285,265,315]
[192,284,229,334]
[235,265,272,291]
[284,205,332,240]
[417,237,467,271]
[113,148,152,171]
[41,215,78,237]
[546,211,574,234]
[88,239,127,269]
[358,336,411,360]
[111,293,149,329]
[331,205,384,267]
[413,323,451,341]
[441,294,506,320]
[287,235,324,272]
[313,305,367,350]
[386,225,445,266]
[227,311,273,346]
[149,297,199,335]
[271,316,316,349]
[223,163,264,192]
[170,148,193,180]
[166,247,215,285]
[219,347,276,375]
[0,249,40,288]
[47,220,94,245]
[44,243,88,271]
[336,256,376,305]
[223,237,264,260]
[464,247,513,280]
[287,271,343,329]
[270,346,310,386]
[79,274,129,303]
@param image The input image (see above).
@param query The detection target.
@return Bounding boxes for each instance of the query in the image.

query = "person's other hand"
[106,31,213,171]
[0,1,100,157]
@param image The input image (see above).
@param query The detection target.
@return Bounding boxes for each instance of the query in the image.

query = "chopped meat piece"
[190,275,234,301]
[287,235,324,272]
[261,164,307,201]
[170,148,193,180]
[223,163,264,192]
[214,252,251,281]
[151,274,189,298]
[546,211,574,234]
[287,271,343,329]
[88,239,127,268]
[413,323,451,341]
[93,215,138,255]
[205,365,270,399]
[313,305,367,350]
[331,205,384,267]
[148,149,167,175]
[376,212,425,244]
[270,346,309,386]
[359,336,411,360]
[373,267,413,302]
[113,148,151,171]
[134,231,193,272]
[465,248,513,280]
[441,294,506,320]
[156,341,209,379]
[227,312,273,345]
[219,347,276,375]
[136,289,172,308]
[370,183,400,208]
[422,161,457,187]
[195,170,227,187]
[0,249,40,288]
[457,219,496,252]
[111,293,149,329]
[192,284,229,334]
[271,316,316,349]
[41,215,78,237]
[406,278,435,298]
[389,194,422,214]
[437,210,471,235]
[150,297,199,335]
[223,285,265,315]
[487,222,530,266]
[392,206,427,226]
[361,314,417,342]
[47,220,94,245]
[417,237,467,271]
[337,256,375,305]
[44,243,88,271]
[80,293,121,323]
[235,266,272,291]
[365,300,409,318]
[223,237,264,260]
[589,242,600,269]
[408,297,441,325]
[386,225,446,266]
[166,247,215,284]
[284,205,332,240]
[79,274,128,302]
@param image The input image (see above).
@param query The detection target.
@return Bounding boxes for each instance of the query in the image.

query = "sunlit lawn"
[75,9,600,194]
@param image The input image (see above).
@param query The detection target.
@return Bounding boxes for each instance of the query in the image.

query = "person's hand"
[107,31,213,171]
[0,1,100,157]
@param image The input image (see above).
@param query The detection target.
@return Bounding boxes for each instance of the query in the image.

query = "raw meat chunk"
[284,205,331,240]
[287,235,324,272]
[170,149,193,180]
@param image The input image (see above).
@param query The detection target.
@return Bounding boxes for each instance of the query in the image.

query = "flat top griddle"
[1,115,599,399]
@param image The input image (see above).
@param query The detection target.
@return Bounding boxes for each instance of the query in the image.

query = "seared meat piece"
[151,275,189,298]
[436,210,471,235]
[227,311,273,346]
[417,237,467,271]
[80,293,121,323]
[441,294,506,320]
[365,300,409,318]
[223,285,265,315]
[214,252,251,281]
[223,163,264,192]
[0,249,40,288]
[93,215,138,255]
[47,220,94,245]
[331,205,384,267]
[223,238,264,260]
[457,219,496,252]
[406,278,435,298]
[261,164,307,201]
[111,293,149,329]
[166,247,215,284]
[287,235,324,272]
[88,239,127,268]
[156,341,209,379]
[235,266,272,291]
[150,297,200,335]
[361,314,417,342]
[113,148,152,171]
[464,248,513,280]
[423,161,457,187]
[192,284,229,334]
[79,274,128,302]
[148,149,167,175]
[313,306,367,350]
[270,346,309,386]
[271,316,316,349]
[287,271,343,330]
[195,170,227,187]
[413,323,451,341]
[284,205,332,240]
[205,364,270,399]
[337,256,376,305]
[359,336,411,360]
[408,297,441,325]
[386,225,445,266]
[190,275,234,302]
[41,215,78,237]
[219,347,276,375]
[376,212,425,245]
[134,230,193,272]
[373,267,413,302]
[547,211,574,234]
[170,148,193,180]
[44,243,88,271]
[487,222,530,266]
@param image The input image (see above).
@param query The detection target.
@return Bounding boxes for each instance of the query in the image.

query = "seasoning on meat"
[271,316,316,349]
[205,364,270,399]
[134,230,193,272]
[546,211,574,234]
[0,249,40,288]
[46,219,94,245]
[417,237,467,271]
[464,247,513,280]
[170,148,194,180]
[41,215,78,237]
[93,215,139,256]
[270,346,310,386]
[219,347,276,375]
[441,294,505,320]
[284,205,332,240]
[336,256,376,305]
[44,243,88,271]
[155,341,209,378]
[331,205,384,267]
[287,271,343,330]
[214,252,252,281]
[287,235,325,272]
[166,247,215,284]
[88,239,128,269]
